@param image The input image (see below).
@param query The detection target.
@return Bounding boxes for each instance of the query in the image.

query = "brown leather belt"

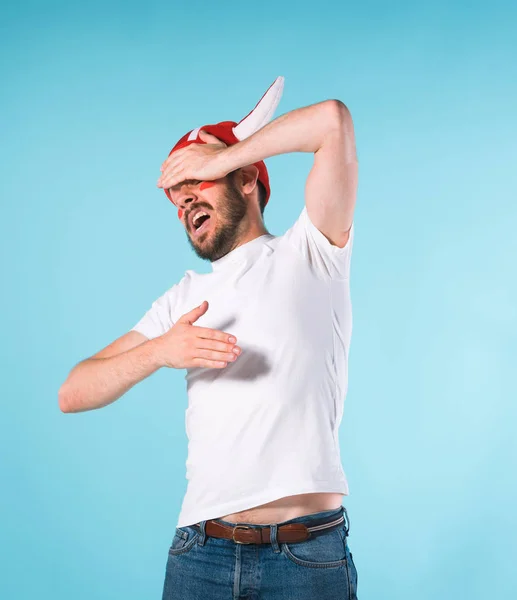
[193,513,345,545]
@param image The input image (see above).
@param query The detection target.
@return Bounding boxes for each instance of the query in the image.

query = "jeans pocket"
[346,540,359,598]
[281,527,348,568]
[168,526,200,556]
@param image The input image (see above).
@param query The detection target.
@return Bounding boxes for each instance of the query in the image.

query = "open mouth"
[191,211,212,236]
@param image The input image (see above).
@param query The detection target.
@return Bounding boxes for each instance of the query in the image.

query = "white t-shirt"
[131,206,355,527]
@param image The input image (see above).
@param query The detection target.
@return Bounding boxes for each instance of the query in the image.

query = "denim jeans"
[162,505,358,599]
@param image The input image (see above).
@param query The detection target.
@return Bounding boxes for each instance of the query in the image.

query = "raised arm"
[157,99,358,247]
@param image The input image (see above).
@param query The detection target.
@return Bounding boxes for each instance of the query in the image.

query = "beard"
[185,174,248,262]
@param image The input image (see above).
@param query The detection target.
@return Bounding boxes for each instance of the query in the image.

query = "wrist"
[223,139,252,174]
[146,336,167,369]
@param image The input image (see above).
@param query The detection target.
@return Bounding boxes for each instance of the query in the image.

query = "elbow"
[58,384,74,413]
[325,99,353,129]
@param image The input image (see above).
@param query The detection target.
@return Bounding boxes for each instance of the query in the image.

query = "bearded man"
[59,76,360,600]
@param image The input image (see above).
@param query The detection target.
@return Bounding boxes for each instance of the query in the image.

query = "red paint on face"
[178,208,183,220]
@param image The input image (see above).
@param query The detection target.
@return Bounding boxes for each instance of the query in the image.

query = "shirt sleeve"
[282,205,355,280]
[131,283,181,340]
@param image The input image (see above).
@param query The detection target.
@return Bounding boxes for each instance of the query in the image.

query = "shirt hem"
[176,480,350,528]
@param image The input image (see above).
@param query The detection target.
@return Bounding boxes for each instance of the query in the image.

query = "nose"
[178,195,195,210]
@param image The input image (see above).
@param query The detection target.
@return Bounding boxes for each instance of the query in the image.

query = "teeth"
[192,211,209,227]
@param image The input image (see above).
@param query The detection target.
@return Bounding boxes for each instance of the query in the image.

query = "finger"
[162,175,180,189]
[160,156,173,173]
[178,301,209,324]
[161,148,185,172]
[160,156,181,180]
[190,357,229,369]
[157,170,171,188]
[198,130,227,147]
[157,166,173,187]
[159,168,183,189]
[195,338,240,354]
[193,326,236,344]
[194,348,238,364]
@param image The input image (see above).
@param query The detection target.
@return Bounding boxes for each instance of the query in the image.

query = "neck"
[236,220,270,246]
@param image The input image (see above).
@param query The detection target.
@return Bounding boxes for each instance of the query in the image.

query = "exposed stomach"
[217,492,344,525]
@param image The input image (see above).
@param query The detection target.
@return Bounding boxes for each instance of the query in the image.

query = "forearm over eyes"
[58,338,165,413]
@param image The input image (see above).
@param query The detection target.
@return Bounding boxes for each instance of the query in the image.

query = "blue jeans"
[162,505,359,599]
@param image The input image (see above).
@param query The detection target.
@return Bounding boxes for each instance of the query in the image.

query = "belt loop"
[270,523,281,553]
[343,506,350,537]
[197,520,207,546]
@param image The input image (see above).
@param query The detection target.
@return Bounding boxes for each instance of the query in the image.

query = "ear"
[239,165,260,196]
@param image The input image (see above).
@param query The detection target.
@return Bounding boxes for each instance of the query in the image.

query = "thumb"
[198,129,227,147]
[179,300,209,325]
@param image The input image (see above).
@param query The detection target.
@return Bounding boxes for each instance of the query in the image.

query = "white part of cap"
[187,126,202,141]
[232,76,285,141]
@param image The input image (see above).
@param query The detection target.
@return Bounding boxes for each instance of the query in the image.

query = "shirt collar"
[211,234,275,272]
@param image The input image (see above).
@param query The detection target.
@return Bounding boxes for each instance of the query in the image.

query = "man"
[58,77,359,599]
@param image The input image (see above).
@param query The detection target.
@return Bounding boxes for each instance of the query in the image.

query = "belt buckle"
[232,525,253,544]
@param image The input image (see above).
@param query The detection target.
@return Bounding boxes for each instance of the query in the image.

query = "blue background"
[1,0,516,598]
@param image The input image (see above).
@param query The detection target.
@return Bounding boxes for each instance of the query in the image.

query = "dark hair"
[257,181,267,216]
